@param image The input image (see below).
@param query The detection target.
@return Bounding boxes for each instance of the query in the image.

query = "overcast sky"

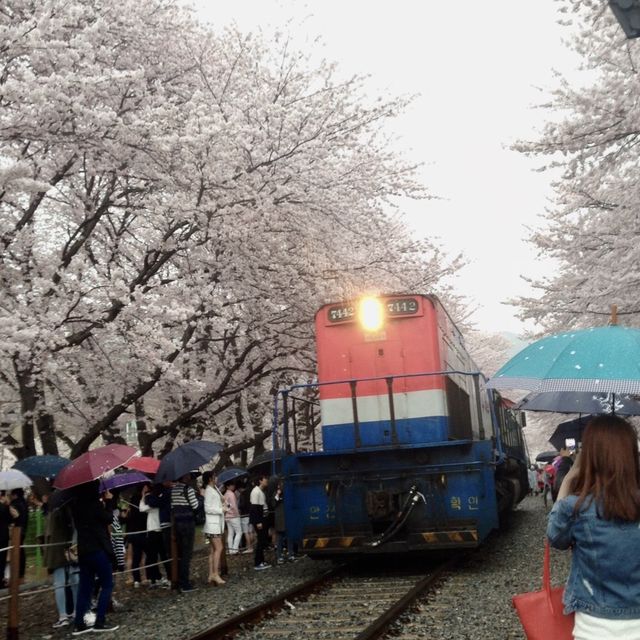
[191,0,581,335]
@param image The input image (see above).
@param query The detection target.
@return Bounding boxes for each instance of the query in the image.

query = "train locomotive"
[277,294,528,556]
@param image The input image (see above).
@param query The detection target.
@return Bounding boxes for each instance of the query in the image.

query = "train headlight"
[358,297,384,332]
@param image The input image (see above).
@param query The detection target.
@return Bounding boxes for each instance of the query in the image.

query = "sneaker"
[254,562,271,571]
[71,623,93,636]
[181,584,198,593]
[93,621,120,633]
[148,581,158,589]
[159,578,171,589]
[276,557,285,565]
[133,581,141,588]
[110,598,124,612]
[288,555,299,562]
[52,617,70,628]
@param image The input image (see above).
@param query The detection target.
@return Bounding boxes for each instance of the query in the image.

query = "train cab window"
[445,377,472,440]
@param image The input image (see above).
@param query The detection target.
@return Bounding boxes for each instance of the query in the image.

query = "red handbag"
[512,541,575,639]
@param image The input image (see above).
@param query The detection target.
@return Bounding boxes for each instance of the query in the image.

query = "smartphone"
[565,438,576,452]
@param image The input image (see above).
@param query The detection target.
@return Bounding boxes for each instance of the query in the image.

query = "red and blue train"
[277,294,528,556]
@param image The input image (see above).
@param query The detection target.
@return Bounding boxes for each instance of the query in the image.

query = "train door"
[349,341,406,446]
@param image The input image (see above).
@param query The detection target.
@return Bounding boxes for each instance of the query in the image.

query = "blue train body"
[277,294,528,556]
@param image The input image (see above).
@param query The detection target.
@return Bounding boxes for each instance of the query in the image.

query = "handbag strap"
[543,539,551,593]
[543,539,562,615]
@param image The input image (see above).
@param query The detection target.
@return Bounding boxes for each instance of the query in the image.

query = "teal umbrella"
[13,455,70,478]
[487,325,640,394]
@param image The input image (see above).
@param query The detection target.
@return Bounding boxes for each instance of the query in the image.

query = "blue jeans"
[75,550,113,626]
[276,531,294,560]
[53,565,79,618]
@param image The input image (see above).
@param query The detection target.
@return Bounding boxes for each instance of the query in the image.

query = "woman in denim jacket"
[547,415,640,640]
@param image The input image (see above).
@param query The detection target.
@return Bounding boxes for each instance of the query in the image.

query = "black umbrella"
[247,448,286,471]
[517,391,640,415]
[548,415,594,451]
[535,450,560,463]
[155,441,223,483]
[48,488,75,511]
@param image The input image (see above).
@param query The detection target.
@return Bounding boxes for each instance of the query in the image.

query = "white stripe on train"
[320,389,448,425]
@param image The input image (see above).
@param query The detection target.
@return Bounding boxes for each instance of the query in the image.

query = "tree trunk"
[135,399,154,456]
[12,359,37,459]
[35,410,58,456]
[35,380,58,455]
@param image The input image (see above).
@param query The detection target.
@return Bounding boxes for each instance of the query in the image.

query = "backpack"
[194,496,205,526]
[182,485,206,525]
[238,487,251,515]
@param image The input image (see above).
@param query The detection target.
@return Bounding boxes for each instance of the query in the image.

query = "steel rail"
[186,555,460,640]
[187,565,345,640]
[354,555,460,640]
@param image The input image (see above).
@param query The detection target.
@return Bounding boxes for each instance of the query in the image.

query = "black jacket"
[70,484,114,559]
[552,456,574,503]
[10,497,28,541]
[0,504,10,542]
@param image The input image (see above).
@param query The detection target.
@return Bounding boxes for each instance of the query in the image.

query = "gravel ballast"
[392,495,571,639]
[3,496,567,639]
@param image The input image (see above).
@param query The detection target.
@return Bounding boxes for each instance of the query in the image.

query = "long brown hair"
[571,415,640,521]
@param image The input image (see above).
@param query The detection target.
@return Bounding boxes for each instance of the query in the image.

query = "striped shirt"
[171,482,199,521]
[111,513,125,570]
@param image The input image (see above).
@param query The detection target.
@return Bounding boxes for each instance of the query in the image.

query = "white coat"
[203,485,225,535]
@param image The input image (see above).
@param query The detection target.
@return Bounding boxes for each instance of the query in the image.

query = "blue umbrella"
[487,325,640,394]
[217,467,248,486]
[155,440,223,483]
[13,455,70,479]
[516,391,640,415]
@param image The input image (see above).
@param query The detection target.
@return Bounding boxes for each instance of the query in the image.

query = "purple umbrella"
[99,471,149,492]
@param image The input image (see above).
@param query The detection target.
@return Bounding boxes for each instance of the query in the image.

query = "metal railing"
[272,369,487,460]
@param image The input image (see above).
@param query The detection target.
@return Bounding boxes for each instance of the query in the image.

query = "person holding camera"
[548,416,640,639]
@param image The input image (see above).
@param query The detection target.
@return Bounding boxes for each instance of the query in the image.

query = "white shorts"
[574,612,640,640]
[240,516,253,534]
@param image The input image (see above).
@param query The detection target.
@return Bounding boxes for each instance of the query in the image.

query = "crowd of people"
[527,448,575,508]
[1,470,298,636]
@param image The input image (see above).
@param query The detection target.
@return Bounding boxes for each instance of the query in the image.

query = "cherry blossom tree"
[0,0,462,458]
[515,0,640,332]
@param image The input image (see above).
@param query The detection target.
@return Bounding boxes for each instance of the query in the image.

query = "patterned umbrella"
[13,455,70,479]
[53,444,138,490]
[516,391,640,415]
[487,325,640,394]
[0,469,33,491]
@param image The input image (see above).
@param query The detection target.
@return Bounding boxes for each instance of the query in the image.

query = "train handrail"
[279,369,483,392]
[272,369,487,464]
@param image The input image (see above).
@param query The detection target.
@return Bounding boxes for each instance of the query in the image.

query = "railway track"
[188,556,460,640]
